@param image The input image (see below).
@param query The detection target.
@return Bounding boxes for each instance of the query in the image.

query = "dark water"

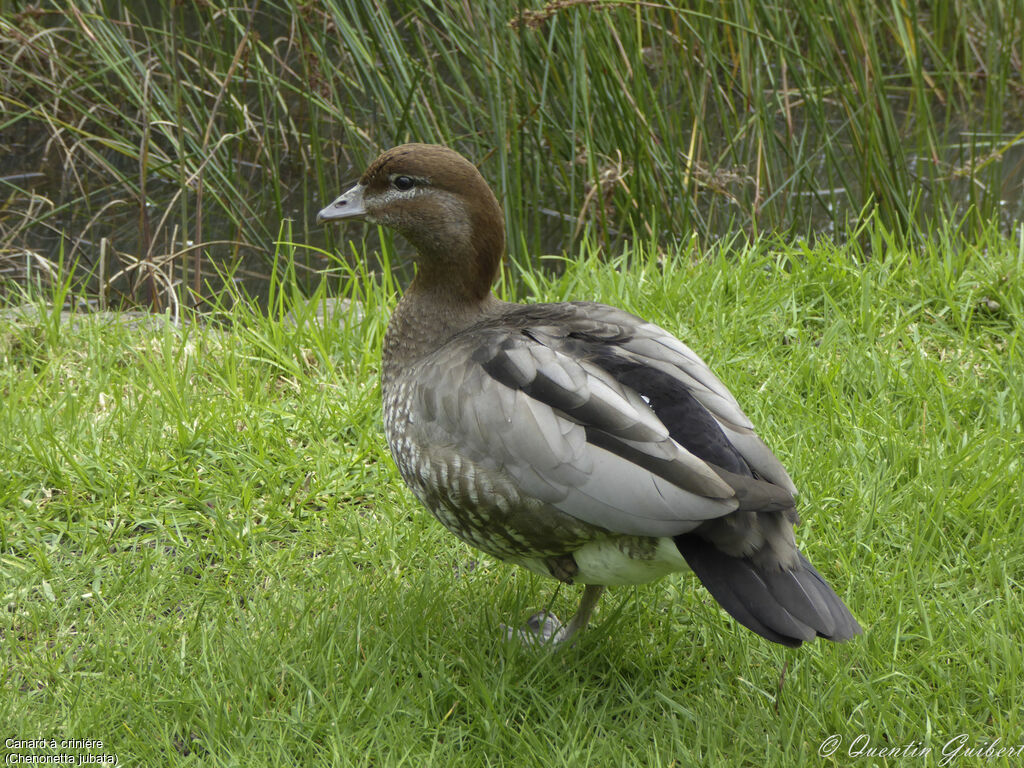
[5,121,1021,311]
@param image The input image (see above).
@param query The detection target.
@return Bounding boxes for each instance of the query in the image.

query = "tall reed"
[1,0,1021,305]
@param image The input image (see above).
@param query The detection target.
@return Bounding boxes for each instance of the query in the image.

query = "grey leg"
[560,584,605,643]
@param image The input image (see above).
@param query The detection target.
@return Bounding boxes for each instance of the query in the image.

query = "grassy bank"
[2,228,1022,765]
[2,1,1023,307]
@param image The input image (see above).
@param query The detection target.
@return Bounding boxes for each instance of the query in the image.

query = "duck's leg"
[506,584,606,647]
[560,583,605,642]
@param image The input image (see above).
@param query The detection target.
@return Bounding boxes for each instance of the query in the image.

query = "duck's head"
[318,143,504,301]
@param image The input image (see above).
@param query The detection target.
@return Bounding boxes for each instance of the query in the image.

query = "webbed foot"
[502,611,569,646]
[500,585,606,648]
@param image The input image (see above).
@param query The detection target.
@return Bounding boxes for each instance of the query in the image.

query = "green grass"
[2,224,1022,766]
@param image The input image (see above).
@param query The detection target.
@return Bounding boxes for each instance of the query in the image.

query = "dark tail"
[674,534,862,647]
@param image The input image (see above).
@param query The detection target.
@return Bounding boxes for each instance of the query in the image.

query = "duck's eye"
[393,176,415,191]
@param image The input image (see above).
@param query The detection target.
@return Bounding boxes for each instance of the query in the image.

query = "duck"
[318,143,861,647]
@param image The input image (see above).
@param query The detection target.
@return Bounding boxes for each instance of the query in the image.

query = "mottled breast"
[382,375,600,561]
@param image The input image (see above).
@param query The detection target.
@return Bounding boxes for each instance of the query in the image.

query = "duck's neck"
[382,275,503,385]
[382,205,506,382]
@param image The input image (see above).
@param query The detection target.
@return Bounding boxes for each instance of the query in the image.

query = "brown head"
[318,144,505,302]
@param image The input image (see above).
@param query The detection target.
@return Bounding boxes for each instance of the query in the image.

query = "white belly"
[572,537,689,585]
[513,537,690,586]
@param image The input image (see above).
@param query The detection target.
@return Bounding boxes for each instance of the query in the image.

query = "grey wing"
[521,303,797,495]
[608,312,797,496]
[412,317,792,538]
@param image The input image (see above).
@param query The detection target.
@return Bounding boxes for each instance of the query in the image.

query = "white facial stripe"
[372,185,424,207]
[363,186,471,239]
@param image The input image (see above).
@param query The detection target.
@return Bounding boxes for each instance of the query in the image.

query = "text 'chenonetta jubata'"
[318,143,861,648]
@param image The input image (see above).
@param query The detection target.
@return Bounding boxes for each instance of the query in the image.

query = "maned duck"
[318,143,861,647]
